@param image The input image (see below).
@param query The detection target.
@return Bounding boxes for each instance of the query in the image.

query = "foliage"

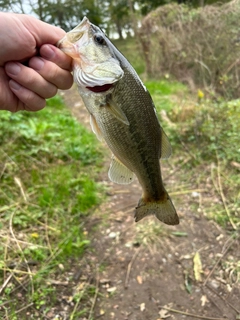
[0,0,106,30]
[113,37,146,75]
[107,0,131,39]
[139,1,240,98]
[147,79,240,229]
[0,96,104,318]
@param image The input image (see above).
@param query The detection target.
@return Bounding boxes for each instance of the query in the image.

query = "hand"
[0,12,73,112]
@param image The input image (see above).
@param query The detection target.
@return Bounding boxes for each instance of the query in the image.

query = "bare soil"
[58,86,239,320]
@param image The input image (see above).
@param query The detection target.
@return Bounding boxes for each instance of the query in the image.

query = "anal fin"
[108,155,135,184]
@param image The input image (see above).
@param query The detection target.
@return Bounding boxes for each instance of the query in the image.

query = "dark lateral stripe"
[86,83,113,92]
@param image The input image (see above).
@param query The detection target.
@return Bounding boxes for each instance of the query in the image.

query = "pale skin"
[0,12,73,112]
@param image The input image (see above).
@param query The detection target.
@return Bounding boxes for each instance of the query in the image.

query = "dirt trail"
[61,87,239,320]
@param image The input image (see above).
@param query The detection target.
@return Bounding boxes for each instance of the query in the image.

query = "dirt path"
[61,87,239,320]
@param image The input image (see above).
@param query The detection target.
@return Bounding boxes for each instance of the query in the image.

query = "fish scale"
[58,17,179,225]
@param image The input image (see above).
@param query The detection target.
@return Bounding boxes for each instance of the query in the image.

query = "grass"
[147,81,240,230]
[0,36,239,318]
[113,37,146,75]
[0,96,104,319]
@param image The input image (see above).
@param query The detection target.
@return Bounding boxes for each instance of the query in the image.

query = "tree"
[0,0,26,13]
[0,0,105,31]
[107,0,131,39]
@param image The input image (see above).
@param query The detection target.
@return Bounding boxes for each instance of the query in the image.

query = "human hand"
[0,12,73,112]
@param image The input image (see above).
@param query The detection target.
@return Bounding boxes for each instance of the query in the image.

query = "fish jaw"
[57,16,90,58]
[58,17,124,92]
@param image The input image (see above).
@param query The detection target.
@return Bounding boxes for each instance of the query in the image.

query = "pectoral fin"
[160,127,172,159]
[108,156,135,184]
[105,95,129,125]
[90,114,103,141]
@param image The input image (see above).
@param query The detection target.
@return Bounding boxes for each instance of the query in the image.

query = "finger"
[40,44,73,71]
[0,67,18,111]
[29,56,73,90]
[9,80,46,111]
[5,62,58,99]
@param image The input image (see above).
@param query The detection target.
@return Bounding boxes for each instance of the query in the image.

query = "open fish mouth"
[86,83,113,92]
[57,17,90,57]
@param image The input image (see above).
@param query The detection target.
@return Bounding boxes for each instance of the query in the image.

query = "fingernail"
[41,44,55,60]
[31,57,44,70]
[5,63,21,75]
[9,80,22,90]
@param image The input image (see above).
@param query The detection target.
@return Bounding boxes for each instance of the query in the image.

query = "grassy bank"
[0,96,104,318]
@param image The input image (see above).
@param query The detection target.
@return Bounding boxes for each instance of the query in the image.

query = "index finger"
[40,44,73,71]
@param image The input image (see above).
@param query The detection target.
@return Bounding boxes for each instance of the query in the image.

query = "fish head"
[58,17,124,92]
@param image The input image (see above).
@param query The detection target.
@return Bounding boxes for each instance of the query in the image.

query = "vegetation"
[0,0,239,317]
[145,80,240,229]
[0,0,235,36]
[139,1,240,98]
[0,96,104,318]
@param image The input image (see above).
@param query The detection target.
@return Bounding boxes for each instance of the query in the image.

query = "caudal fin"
[134,193,179,225]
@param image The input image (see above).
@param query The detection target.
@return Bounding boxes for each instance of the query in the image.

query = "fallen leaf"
[107,286,117,293]
[193,252,203,282]
[201,295,209,306]
[100,309,105,315]
[140,303,145,311]
[100,278,111,285]
[137,275,143,284]
[159,308,170,318]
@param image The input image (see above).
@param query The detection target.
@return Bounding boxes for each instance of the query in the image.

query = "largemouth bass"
[58,17,179,225]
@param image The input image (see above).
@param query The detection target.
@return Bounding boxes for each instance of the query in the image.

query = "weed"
[0,95,104,318]
[148,80,239,229]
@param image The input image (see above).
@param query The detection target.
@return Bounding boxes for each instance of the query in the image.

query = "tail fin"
[134,192,179,225]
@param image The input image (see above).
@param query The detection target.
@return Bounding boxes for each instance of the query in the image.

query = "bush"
[139,1,240,98]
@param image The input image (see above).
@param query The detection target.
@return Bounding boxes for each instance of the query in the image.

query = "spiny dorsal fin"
[108,155,135,184]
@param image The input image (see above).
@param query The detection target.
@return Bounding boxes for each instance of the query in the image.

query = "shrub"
[139,1,240,98]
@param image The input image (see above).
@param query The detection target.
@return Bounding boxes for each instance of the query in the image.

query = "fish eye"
[94,34,106,46]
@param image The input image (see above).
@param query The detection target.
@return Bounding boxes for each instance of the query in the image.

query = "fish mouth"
[86,83,113,93]
[57,17,90,56]
[57,35,82,59]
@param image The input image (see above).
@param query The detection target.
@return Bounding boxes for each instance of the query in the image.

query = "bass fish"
[58,17,179,225]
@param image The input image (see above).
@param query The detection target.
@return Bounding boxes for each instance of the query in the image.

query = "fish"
[58,17,179,225]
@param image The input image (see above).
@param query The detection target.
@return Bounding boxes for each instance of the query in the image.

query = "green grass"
[146,80,240,229]
[0,96,104,319]
[145,79,187,113]
[113,37,145,75]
